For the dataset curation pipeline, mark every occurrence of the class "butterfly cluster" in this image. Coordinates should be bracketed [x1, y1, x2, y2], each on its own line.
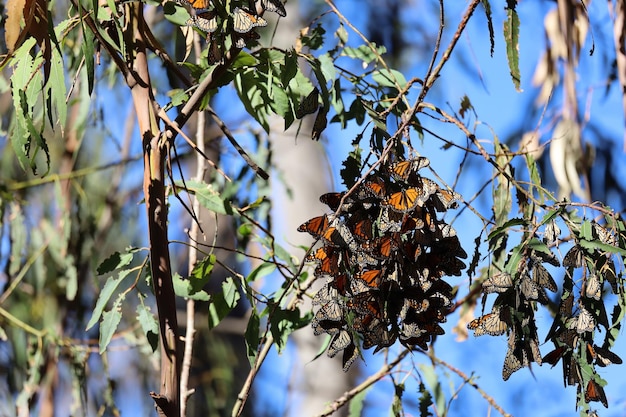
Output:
[468, 220, 623, 408]
[298, 156, 466, 371]
[175, 0, 285, 63]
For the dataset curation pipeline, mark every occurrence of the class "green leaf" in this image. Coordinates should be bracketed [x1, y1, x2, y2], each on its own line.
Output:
[372, 68, 407, 89]
[580, 239, 626, 256]
[247, 262, 276, 283]
[348, 385, 371, 417]
[244, 310, 260, 366]
[48, 46, 67, 128]
[180, 180, 233, 215]
[97, 251, 135, 275]
[504, 5, 521, 91]
[481, 0, 495, 56]
[418, 382, 434, 417]
[99, 304, 123, 353]
[189, 254, 216, 294]
[270, 307, 311, 352]
[342, 44, 386, 64]
[86, 269, 132, 331]
[173, 272, 210, 301]
[487, 217, 527, 241]
[208, 277, 241, 329]
[136, 302, 159, 352]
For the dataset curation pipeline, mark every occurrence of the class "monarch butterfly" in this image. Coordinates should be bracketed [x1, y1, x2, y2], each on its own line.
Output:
[467, 310, 508, 337]
[436, 223, 457, 239]
[186, 11, 217, 32]
[388, 157, 430, 182]
[401, 213, 425, 232]
[295, 87, 319, 118]
[347, 292, 383, 318]
[593, 222, 617, 246]
[314, 299, 343, 323]
[519, 275, 548, 303]
[327, 329, 352, 358]
[527, 337, 542, 364]
[563, 245, 584, 268]
[567, 306, 595, 333]
[354, 269, 382, 288]
[363, 322, 396, 351]
[482, 272, 513, 294]
[589, 344, 623, 367]
[258, 0, 286, 16]
[351, 249, 378, 268]
[331, 273, 350, 295]
[313, 283, 338, 306]
[403, 242, 422, 262]
[382, 187, 428, 212]
[207, 33, 223, 64]
[234, 29, 260, 48]
[341, 339, 359, 371]
[432, 188, 461, 211]
[372, 235, 399, 259]
[363, 176, 387, 199]
[319, 192, 347, 211]
[399, 298, 429, 319]
[584, 379, 608, 408]
[378, 207, 403, 233]
[311, 316, 343, 336]
[324, 218, 357, 251]
[400, 322, 426, 340]
[502, 345, 528, 381]
[311, 108, 328, 141]
[298, 214, 330, 238]
[542, 346, 568, 366]
[584, 274, 602, 300]
[232, 7, 267, 34]
[306, 246, 341, 276]
[532, 262, 557, 292]
[349, 216, 373, 242]
[176, 0, 211, 9]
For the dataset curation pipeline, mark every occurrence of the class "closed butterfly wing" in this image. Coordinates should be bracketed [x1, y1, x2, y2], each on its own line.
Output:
[258, 0, 286, 16]
[319, 192, 346, 211]
[482, 272, 513, 294]
[585, 379, 608, 408]
[584, 274, 602, 300]
[327, 329, 352, 358]
[568, 306, 595, 334]
[232, 7, 267, 34]
[563, 245, 584, 268]
[207, 33, 223, 64]
[295, 87, 319, 118]
[432, 188, 461, 211]
[502, 345, 528, 381]
[532, 262, 557, 292]
[313, 283, 338, 306]
[311, 108, 328, 141]
[187, 11, 218, 32]
[341, 340, 359, 372]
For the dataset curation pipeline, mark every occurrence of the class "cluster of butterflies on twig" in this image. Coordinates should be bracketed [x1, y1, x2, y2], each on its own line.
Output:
[298, 155, 467, 371]
[174, 0, 285, 64]
[468, 221, 623, 409]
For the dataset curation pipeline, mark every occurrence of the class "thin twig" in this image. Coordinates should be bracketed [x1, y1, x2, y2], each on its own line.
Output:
[316, 350, 411, 417]
[431, 356, 512, 417]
